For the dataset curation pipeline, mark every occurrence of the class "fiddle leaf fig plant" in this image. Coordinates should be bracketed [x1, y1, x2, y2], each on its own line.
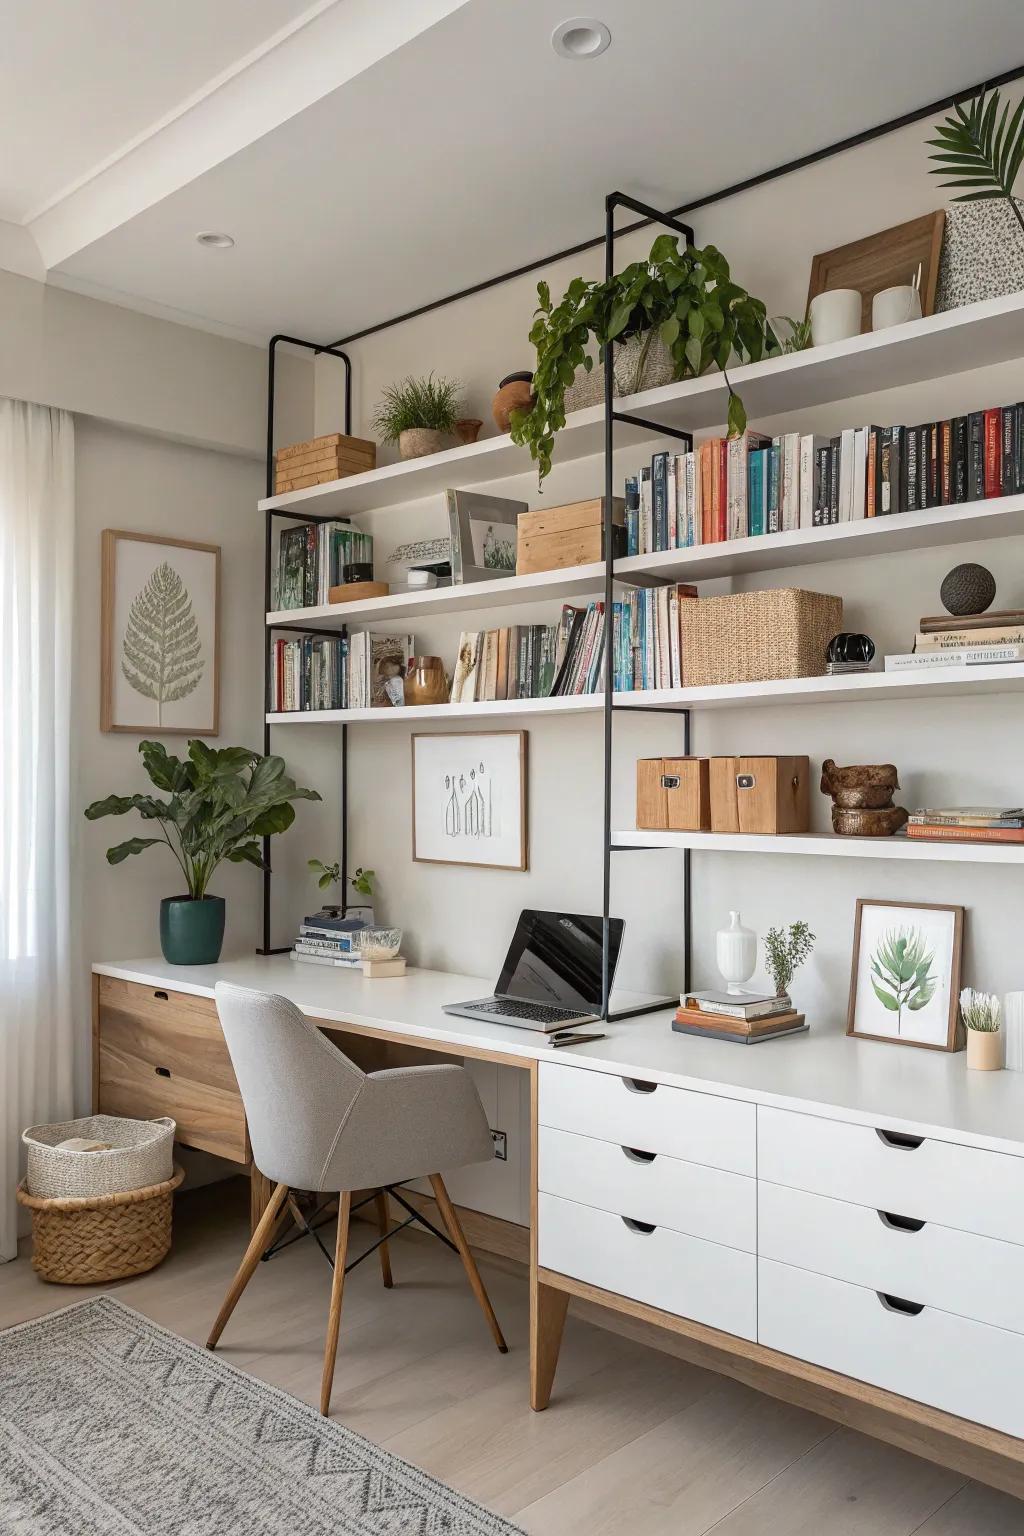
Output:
[85, 739, 320, 900]
[510, 233, 770, 481]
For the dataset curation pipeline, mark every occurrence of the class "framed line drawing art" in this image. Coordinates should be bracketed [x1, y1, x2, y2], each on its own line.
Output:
[846, 898, 964, 1051]
[412, 731, 527, 870]
[101, 530, 220, 734]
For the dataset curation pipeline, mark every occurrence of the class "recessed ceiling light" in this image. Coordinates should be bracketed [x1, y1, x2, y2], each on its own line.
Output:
[196, 231, 235, 249]
[551, 17, 611, 59]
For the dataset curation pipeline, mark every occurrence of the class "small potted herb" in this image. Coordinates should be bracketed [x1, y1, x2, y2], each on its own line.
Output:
[961, 988, 1003, 1071]
[372, 373, 461, 459]
[308, 858, 375, 916]
[763, 921, 816, 1001]
[85, 741, 319, 964]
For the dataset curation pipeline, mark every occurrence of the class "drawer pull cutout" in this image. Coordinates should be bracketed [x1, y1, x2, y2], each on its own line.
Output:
[878, 1291, 925, 1316]
[621, 1146, 657, 1164]
[155, 1067, 171, 1079]
[878, 1210, 925, 1233]
[875, 1128, 924, 1151]
[153, 990, 169, 1001]
[621, 1216, 656, 1235]
[622, 1078, 657, 1095]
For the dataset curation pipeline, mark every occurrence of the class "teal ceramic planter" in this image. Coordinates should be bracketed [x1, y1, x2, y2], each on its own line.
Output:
[159, 896, 226, 965]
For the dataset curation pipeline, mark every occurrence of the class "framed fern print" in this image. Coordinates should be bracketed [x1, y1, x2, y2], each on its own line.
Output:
[847, 899, 964, 1052]
[101, 530, 220, 735]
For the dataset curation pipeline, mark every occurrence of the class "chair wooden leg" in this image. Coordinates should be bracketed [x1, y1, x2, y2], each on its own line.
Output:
[207, 1181, 290, 1349]
[428, 1173, 508, 1354]
[320, 1191, 352, 1416]
[374, 1191, 394, 1288]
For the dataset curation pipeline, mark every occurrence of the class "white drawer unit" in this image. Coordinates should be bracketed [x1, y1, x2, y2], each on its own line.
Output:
[539, 1191, 756, 1340]
[538, 1062, 755, 1176]
[538, 1124, 756, 1252]
[759, 1256, 1024, 1440]
[759, 1181, 1024, 1337]
[758, 1105, 1024, 1247]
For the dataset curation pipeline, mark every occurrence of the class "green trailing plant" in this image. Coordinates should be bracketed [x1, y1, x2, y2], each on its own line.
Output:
[308, 858, 375, 898]
[927, 87, 1024, 239]
[960, 987, 1001, 1033]
[372, 373, 461, 442]
[85, 740, 319, 900]
[763, 920, 816, 998]
[510, 234, 769, 482]
[869, 927, 937, 1032]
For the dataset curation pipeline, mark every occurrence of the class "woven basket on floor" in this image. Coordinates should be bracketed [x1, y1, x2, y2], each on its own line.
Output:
[16, 1165, 185, 1284]
[681, 588, 843, 687]
[23, 1114, 175, 1200]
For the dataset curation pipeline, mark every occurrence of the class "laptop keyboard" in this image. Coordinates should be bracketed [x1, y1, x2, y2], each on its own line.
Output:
[472, 999, 594, 1023]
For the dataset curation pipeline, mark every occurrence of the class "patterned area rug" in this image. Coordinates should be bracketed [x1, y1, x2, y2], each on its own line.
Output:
[0, 1296, 523, 1535]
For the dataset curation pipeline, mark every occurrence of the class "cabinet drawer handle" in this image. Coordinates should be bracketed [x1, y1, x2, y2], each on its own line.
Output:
[155, 1066, 171, 1079]
[622, 1146, 657, 1164]
[876, 1128, 924, 1151]
[878, 1210, 925, 1233]
[621, 1216, 656, 1235]
[622, 1077, 657, 1095]
[153, 990, 169, 1001]
[877, 1291, 925, 1316]
[660, 774, 681, 790]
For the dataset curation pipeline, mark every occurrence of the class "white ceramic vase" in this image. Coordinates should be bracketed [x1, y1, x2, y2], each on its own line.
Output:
[1003, 992, 1024, 1071]
[716, 911, 757, 995]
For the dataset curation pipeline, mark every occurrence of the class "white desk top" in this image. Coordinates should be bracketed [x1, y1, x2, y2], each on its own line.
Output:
[94, 954, 1024, 1159]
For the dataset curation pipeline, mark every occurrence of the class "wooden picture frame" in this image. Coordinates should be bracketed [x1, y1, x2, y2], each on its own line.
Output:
[411, 730, 528, 870]
[101, 529, 221, 735]
[846, 898, 964, 1052]
[807, 210, 946, 333]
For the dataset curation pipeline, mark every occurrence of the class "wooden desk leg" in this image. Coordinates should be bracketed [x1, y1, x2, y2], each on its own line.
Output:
[250, 1166, 275, 1233]
[530, 1279, 569, 1411]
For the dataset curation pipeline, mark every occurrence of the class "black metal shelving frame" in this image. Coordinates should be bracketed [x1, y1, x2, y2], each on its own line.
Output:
[260, 196, 701, 1019]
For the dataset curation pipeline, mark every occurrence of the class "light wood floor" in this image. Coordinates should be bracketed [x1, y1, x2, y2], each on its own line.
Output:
[1, 1179, 1021, 1535]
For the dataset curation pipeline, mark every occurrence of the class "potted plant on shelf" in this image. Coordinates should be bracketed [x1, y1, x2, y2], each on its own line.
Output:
[510, 233, 770, 483]
[763, 920, 816, 1001]
[372, 373, 462, 460]
[961, 988, 1003, 1071]
[928, 86, 1024, 307]
[85, 740, 320, 964]
[308, 857, 375, 911]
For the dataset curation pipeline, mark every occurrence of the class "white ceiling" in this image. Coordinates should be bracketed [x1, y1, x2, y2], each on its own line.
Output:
[5, 0, 1024, 344]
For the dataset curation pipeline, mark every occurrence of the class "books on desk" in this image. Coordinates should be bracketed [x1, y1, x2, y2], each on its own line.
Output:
[291, 908, 372, 967]
[674, 989, 805, 1043]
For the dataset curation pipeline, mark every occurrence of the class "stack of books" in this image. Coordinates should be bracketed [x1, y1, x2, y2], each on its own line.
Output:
[291, 908, 372, 967]
[271, 630, 415, 711]
[904, 807, 1024, 846]
[885, 609, 1024, 671]
[275, 523, 374, 611]
[672, 989, 806, 1044]
[449, 622, 565, 702]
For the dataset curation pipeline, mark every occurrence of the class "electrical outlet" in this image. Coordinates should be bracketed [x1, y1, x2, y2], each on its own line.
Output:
[490, 1128, 507, 1161]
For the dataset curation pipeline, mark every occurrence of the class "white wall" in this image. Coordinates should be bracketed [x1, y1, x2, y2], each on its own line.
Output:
[301, 102, 1024, 1022]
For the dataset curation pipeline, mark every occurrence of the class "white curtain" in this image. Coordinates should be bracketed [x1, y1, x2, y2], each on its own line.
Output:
[0, 399, 76, 1260]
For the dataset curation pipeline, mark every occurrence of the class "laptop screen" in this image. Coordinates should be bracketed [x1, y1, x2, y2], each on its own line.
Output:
[496, 910, 624, 1011]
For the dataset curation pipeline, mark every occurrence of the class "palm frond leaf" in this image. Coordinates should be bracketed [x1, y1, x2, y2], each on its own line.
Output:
[928, 87, 1024, 231]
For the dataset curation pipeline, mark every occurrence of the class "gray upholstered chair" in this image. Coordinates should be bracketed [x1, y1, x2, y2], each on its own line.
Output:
[206, 982, 507, 1414]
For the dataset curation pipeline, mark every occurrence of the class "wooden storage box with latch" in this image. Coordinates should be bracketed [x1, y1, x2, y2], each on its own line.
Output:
[709, 756, 811, 834]
[636, 758, 712, 831]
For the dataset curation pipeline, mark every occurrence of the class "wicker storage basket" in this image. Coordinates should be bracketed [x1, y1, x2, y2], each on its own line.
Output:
[16, 1166, 185, 1284]
[22, 1114, 175, 1200]
[681, 588, 843, 687]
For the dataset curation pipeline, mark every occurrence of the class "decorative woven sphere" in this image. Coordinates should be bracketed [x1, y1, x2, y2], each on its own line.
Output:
[940, 563, 996, 617]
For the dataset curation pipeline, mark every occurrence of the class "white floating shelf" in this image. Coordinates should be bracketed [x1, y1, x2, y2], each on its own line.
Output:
[260, 291, 1024, 519]
[613, 663, 1024, 711]
[267, 495, 1024, 631]
[612, 829, 1024, 864]
[267, 662, 1024, 725]
[266, 695, 604, 725]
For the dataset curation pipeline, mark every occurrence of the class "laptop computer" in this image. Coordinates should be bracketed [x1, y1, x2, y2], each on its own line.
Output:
[443, 909, 624, 1032]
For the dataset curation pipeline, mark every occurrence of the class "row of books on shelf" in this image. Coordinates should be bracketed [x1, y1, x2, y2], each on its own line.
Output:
[271, 631, 414, 711]
[624, 401, 1024, 555]
[275, 522, 374, 611]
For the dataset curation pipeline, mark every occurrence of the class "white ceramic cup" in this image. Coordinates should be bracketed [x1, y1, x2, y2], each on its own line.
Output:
[871, 284, 923, 330]
[809, 288, 862, 345]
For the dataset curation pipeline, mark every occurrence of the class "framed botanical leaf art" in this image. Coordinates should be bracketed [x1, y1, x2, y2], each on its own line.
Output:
[846, 899, 964, 1051]
[101, 530, 220, 734]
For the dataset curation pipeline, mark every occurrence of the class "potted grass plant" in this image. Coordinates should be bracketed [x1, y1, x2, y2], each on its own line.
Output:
[961, 988, 1003, 1071]
[85, 740, 320, 964]
[372, 373, 462, 459]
